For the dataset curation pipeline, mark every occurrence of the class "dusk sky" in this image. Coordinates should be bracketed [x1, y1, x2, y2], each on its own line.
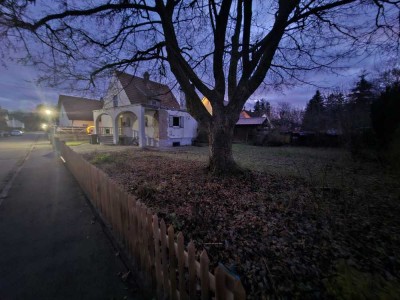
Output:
[0, 1, 398, 113]
[0, 54, 383, 113]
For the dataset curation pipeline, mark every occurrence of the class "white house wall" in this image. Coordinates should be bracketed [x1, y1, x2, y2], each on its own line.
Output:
[158, 109, 197, 147]
[102, 76, 131, 109]
[145, 111, 158, 139]
[6, 118, 25, 129]
[58, 105, 72, 127]
[99, 114, 113, 128]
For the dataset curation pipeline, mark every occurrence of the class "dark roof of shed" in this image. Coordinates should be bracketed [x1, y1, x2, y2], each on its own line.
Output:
[58, 95, 102, 121]
[116, 71, 180, 110]
[236, 117, 268, 126]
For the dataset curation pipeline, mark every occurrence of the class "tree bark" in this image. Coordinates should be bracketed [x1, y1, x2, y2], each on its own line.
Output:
[207, 116, 240, 175]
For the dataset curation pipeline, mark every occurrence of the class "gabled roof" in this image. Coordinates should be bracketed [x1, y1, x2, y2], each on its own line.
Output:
[236, 117, 269, 126]
[58, 95, 102, 121]
[116, 71, 180, 110]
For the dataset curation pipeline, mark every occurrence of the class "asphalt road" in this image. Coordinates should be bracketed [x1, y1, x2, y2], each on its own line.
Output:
[0, 132, 150, 299]
[0, 132, 38, 194]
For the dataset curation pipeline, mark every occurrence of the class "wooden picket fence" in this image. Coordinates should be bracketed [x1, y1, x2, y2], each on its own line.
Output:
[58, 140, 246, 300]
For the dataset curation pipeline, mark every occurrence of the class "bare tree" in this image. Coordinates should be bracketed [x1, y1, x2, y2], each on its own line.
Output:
[1, 0, 398, 173]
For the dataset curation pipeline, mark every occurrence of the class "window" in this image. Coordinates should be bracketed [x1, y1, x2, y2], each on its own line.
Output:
[169, 115, 184, 128]
[173, 117, 180, 127]
[149, 99, 160, 107]
[113, 95, 118, 107]
[145, 116, 149, 127]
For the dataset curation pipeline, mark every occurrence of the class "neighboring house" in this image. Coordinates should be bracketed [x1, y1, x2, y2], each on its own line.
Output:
[200, 98, 273, 143]
[234, 116, 272, 143]
[58, 95, 103, 127]
[6, 117, 25, 129]
[93, 71, 197, 147]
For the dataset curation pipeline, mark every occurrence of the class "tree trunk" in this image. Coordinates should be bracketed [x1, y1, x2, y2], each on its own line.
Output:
[208, 117, 240, 175]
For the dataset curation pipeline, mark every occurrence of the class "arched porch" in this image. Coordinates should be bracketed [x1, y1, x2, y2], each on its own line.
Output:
[93, 104, 149, 147]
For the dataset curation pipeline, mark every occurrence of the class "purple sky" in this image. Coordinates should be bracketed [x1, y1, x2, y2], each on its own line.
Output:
[0, 2, 396, 113]
[1, 1, 398, 114]
[0, 56, 381, 113]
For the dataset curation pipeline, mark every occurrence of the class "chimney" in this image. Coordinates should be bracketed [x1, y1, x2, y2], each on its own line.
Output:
[179, 87, 187, 110]
[143, 71, 150, 81]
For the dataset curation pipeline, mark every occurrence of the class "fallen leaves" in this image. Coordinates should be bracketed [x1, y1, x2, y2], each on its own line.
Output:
[84, 149, 400, 299]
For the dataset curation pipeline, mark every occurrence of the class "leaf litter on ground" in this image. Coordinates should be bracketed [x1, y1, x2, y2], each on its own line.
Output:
[85, 148, 400, 299]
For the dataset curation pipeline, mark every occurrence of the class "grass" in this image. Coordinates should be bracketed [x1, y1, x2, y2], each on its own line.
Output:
[65, 141, 89, 146]
[82, 144, 400, 299]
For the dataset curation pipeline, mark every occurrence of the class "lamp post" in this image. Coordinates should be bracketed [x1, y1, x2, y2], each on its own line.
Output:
[41, 107, 55, 139]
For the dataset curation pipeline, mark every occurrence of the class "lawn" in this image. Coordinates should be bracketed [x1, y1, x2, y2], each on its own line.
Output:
[65, 141, 89, 146]
[83, 145, 400, 299]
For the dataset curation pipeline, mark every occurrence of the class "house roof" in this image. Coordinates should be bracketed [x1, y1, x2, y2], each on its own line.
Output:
[116, 71, 180, 110]
[236, 117, 268, 126]
[240, 110, 251, 119]
[58, 95, 102, 121]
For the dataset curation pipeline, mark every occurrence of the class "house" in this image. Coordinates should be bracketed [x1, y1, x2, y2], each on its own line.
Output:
[93, 71, 197, 147]
[58, 95, 103, 128]
[6, 117, 25, 129]
[200, 98, 273, 143]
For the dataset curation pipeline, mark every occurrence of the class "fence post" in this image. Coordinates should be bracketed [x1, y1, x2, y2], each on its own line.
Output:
[160, 219, 169, 296]
[187, 241, 197, 300]
[200, 250, 210, 300]
[168, 226, 177, 300]
[177, 232, 187, 300]
[215, 266, 226, 300]
[153, 215, 162, 298]
[233, 280, 247, 300]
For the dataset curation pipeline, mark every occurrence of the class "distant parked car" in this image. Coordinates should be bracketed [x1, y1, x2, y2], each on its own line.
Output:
[0, 130, 10, 137]
[10, 130, 24, 136]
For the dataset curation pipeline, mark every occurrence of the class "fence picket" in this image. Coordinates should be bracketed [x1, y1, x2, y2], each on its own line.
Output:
[160, 219, 169, 295]
[188, 241, 197, 299]
[168, 226, 177, 300]
[233, 280, 246, 300]
[153, 215, 162, 298]
[215, 266, 226, 300]
[200, 250, 210, 300]
[177, 232, 187, 300]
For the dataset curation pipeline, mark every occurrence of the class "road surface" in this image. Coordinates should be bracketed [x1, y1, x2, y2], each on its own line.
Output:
[0, 132, 150, 299]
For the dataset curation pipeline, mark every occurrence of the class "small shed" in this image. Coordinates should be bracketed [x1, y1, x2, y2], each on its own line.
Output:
[234, 117, 271, 143]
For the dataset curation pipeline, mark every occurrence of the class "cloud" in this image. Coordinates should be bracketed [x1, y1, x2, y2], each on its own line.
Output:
[0, 62, 59, 111]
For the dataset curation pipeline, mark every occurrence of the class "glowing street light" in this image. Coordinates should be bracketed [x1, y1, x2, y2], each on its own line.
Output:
[45, 109, 52, 116]
[41, 123, 48, 129]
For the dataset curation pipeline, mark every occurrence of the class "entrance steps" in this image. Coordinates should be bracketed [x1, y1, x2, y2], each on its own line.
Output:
[98, 135, 114, 145]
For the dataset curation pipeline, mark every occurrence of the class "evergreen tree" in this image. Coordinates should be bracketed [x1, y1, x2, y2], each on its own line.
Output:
[325, 92, 346, 133]
[302, 90, 325, 132]
[371, 82, 400, 147]
[253, 100, 261, 115]
[253, 99, 270, 117]
[347, 74, 376, 129]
